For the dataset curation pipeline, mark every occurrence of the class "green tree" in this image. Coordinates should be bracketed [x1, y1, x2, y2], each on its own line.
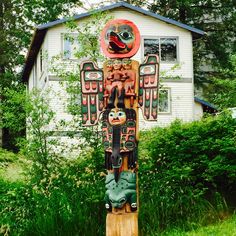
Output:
[148, 0, 236, 75]
[146, 0, 236, 108]
[0, 0, 83, 149]
[203, 54, 236, 109]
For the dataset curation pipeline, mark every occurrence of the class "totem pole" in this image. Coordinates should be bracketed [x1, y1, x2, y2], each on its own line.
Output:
[80, 19, 159, 236]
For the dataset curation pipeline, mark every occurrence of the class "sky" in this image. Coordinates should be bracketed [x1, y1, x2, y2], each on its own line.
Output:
[78, 0, 118, 12]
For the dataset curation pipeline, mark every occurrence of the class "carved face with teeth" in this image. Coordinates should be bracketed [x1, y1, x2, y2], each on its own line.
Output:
[101, 19, 140, 58]
[108, 108, 126, 126]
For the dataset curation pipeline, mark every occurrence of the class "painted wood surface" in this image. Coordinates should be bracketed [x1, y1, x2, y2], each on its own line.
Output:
[106, 212, 138, 236]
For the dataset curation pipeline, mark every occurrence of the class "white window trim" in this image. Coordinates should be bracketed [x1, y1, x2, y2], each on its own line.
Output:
[158, 88, 172, 114]
[33, 61, 37, 88]
[142, 36, 179, 64]
[39, 49, 43, 72]
[61, 33, 80, 60]
[39, 48, 45, 80]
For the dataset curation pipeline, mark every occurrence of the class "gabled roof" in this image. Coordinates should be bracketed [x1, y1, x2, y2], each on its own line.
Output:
[37, 2, 205, 35]
[22, 2, 205, 82]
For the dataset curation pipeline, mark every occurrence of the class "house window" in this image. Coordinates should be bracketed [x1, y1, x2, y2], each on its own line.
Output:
[39, 49, 43, 73]
[33, 60, 37, 88]
[62, 34, 80, 59]
[159, 88, 171, 113]
[144, 37, 177, 62]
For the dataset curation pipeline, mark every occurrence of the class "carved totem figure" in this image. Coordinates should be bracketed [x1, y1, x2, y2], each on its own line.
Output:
[105, 171, 137, 211]
[80, 19, 159, 216]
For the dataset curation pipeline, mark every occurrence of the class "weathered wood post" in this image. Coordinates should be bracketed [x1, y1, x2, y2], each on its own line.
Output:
[80, 19, 159, 236]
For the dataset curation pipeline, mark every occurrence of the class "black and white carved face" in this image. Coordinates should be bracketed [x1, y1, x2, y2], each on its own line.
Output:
[108, 108, 126, 126]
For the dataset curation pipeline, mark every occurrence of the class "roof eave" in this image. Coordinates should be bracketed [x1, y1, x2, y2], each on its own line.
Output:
[22, 28, 47, 82]
[194, 97, 218, 111]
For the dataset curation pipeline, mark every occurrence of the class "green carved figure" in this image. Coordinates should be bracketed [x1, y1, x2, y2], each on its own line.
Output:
[105, 171, 137, 211]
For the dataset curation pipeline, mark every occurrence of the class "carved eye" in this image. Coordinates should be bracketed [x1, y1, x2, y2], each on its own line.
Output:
[119, 31, 132, 40]
[119, 198, 126, 203]
[118, 112, 123, 116]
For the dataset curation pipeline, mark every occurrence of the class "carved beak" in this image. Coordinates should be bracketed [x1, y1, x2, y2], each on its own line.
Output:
[109, 31, 126, 52]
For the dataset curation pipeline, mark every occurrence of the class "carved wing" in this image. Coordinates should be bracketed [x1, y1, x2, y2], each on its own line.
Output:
[138, 54, 159, 121]
[80, 61, 104, 126]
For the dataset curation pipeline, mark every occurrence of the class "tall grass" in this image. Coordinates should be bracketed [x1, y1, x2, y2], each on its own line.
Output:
[0, 150, 106, 236]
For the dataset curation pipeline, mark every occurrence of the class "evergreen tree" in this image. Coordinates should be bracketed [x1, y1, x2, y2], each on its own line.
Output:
[0, 0, 83, 149]
[147, 0, 236, 107]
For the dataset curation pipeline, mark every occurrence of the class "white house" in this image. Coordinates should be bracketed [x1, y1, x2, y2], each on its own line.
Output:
[22, 2, 207, 134]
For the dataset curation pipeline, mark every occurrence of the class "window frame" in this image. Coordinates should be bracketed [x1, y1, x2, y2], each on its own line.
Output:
[61, 33, 80, 60]
[33, 59, 37, 88]
[158, 88, 172, 114]
[142, 36, 179, 64]
[39, 49, 43, 73]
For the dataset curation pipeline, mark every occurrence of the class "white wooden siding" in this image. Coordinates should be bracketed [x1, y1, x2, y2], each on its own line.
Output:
[139, 82, 194, 129]
[45, 9, 193, 78]
[47, 80, 75, 131]
[194, 102, 204, 120]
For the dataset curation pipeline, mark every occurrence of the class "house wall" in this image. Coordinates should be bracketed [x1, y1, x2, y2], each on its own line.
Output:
[28, 7, 195, 131]
[193, 102, 204, 120]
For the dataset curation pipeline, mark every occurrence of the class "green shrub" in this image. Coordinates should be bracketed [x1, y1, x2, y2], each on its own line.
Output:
[0, 150, 106, 236]
[0, 179, 34, 236]
[24, 153, 106, 236]
[0, 88, 106, 235]
[138, 113, 236, 233]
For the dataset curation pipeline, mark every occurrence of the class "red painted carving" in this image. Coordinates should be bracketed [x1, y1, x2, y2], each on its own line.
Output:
[103, 59, 136, 108]
[100, 19, 140, 59]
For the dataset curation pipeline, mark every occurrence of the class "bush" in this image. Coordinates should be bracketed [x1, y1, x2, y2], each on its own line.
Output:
[0, 148, 106, 236]
[138, 113, 236, 233]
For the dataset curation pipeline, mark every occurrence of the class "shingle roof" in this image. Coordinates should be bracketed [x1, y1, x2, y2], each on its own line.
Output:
[194, 97, 218, 111]
[37, 2, 205, 35]
[22, 2, 205, 82]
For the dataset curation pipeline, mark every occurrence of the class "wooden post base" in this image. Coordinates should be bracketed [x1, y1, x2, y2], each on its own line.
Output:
[106, 212, 138, 236]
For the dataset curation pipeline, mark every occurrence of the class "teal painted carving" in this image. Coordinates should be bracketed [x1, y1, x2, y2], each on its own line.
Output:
[105, 171, 137, 211]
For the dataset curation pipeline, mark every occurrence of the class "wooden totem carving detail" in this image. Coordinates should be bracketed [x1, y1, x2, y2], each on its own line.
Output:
[80, 19, 159, 218]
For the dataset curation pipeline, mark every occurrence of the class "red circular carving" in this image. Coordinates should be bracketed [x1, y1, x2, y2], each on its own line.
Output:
[100, 19, 140, 59]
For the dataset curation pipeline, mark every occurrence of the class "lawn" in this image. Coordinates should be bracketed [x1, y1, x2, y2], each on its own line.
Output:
[162, 215, 236, 236]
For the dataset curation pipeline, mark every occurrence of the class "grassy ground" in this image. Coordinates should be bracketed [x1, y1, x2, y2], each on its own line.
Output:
[163, 215, 236, 236]
[0, 148, 25, 182]
[187, 215, 236, 236]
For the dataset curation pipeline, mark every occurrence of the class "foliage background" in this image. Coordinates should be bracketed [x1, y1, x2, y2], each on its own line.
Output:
[1, 113, 236, 235]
